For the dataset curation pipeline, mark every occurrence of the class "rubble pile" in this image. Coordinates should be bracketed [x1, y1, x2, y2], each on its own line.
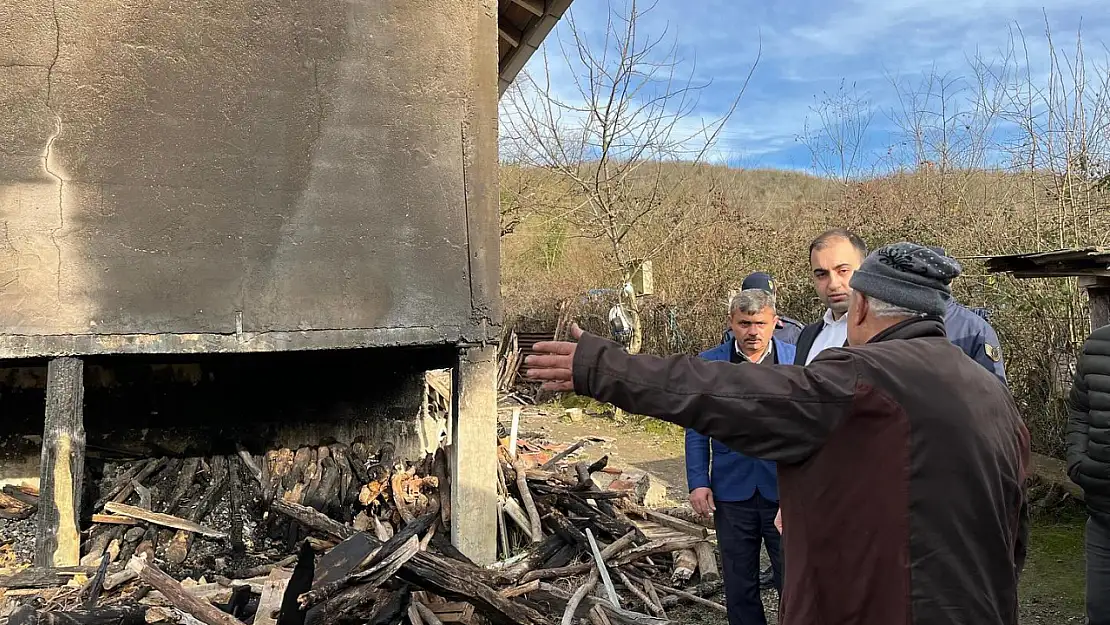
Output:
[0, 437, 724, 625]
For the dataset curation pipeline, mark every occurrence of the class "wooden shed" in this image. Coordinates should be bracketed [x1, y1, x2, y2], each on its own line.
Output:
[983, 247, 1110, 330]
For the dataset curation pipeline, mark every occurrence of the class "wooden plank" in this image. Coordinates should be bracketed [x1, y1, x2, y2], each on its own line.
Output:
[509, 0, 545, 17]
[104, 502, 228, 538]
[585, 529, 620, 609]
[631, 508, 710, 539]
[35, 357, 86, 568]
[92, 514, 139, 526]
[253, 568, 292, 625]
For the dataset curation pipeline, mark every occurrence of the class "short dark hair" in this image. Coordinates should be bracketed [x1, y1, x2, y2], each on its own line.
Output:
[809, 228, 868, 259]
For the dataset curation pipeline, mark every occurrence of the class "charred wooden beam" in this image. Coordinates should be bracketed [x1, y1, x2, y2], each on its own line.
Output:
[277, 542, 315, 625]
[166, 457, 201, 514]
[36, 357, 86, 568]
[103, 502, 226, 538]
[0, 566, 102, 589]
[82, 553, 112, 608]
[4, 485, 41, 508]
[538, 440, 588, 471]
[167, 456, 228, 565]
[126, 556, 248, 625]
[7, 603, 148, 625]
[228, 458, 245, 553]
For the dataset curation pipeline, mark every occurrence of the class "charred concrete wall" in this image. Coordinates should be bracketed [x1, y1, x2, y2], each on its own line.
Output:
[0, 0, 500, 352]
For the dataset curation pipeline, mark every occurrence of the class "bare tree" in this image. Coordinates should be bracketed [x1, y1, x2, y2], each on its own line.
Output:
[500, 0, 758, 353]
[799, 79, 874, 184]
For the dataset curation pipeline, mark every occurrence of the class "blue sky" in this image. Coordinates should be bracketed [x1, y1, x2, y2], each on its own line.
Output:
[505, 0, 1110, 173]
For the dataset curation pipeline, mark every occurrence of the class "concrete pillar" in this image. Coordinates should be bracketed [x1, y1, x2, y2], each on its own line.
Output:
[450, 344, 499, 564]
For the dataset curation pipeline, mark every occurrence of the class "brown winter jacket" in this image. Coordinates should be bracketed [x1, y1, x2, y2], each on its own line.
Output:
[571, 317, 1031, 625]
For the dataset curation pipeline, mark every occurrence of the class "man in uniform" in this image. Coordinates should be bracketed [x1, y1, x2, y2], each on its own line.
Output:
[527, 243, 1030, 625]
[928, 247, 1007, 385]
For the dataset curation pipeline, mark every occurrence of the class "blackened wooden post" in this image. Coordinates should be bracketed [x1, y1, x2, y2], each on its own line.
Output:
[35, 356, 86, 567]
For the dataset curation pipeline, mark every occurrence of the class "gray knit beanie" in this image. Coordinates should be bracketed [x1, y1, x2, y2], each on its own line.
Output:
[849, 242, 962, 316]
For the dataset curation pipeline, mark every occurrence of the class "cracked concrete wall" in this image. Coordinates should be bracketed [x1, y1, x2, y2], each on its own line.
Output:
[0, 0, 500, 348]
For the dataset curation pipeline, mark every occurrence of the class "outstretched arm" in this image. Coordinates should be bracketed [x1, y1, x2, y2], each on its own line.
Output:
[529, 326, 858, 465]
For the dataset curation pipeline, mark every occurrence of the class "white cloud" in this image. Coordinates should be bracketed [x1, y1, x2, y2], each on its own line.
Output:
[500, 0, 1110, 169]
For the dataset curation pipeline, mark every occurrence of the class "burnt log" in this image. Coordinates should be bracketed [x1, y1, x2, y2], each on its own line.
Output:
[167, 456, 229, 566]
[95, 460, 150, 511]
[166, 458, 201, 514]
[228, 458, 245, 553]
[0, 566, 101, 589]
[269, 501, 550, 625]
[367, 585, 411, 625]
[297, 535, 419, 609]
[538, 440, 588, 470]
[7, 603, 148, 625]
[83, 553, 112, 608]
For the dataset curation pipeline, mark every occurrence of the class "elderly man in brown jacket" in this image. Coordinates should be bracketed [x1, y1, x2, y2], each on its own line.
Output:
[527, 242, 1031, 625]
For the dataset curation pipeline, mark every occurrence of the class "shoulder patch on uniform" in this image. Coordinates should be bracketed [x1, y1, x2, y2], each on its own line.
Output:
[984, 343, 1001, 362]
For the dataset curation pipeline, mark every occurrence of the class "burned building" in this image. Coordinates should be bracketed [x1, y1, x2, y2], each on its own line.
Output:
[0, 0, 571, 567]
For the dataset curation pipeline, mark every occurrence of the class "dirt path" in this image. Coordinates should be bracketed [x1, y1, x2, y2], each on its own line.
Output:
[509, 404, 1087, 624]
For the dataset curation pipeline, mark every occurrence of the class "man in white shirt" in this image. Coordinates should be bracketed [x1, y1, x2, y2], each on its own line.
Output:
[760, 228, 869, 587]
[793, 229, 868, 365]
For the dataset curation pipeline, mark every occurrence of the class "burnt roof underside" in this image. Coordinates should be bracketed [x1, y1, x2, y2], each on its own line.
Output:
[981, 247, 1110, 278]
[497, 0, 574, 97]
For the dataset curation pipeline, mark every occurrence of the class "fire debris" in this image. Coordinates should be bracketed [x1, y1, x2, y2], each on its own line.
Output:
[1, 437, 725, 625]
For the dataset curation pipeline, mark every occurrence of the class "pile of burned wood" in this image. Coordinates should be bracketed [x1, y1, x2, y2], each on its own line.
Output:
[0, 486, 38, 522]
[0, 438, 725, 625]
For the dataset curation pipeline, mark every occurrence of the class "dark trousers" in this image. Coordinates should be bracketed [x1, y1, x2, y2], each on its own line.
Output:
[715, 493, 783, 625]
[1090, 514, 1110, 625]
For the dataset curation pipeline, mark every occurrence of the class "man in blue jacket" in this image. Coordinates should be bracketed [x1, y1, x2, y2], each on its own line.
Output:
[720, 271, 806, 345]
[687, 289, 796, 625]
[928, 247, 1007, 385]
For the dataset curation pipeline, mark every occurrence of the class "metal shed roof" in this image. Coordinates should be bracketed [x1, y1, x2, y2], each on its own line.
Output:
[497, 0, 574, 97]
